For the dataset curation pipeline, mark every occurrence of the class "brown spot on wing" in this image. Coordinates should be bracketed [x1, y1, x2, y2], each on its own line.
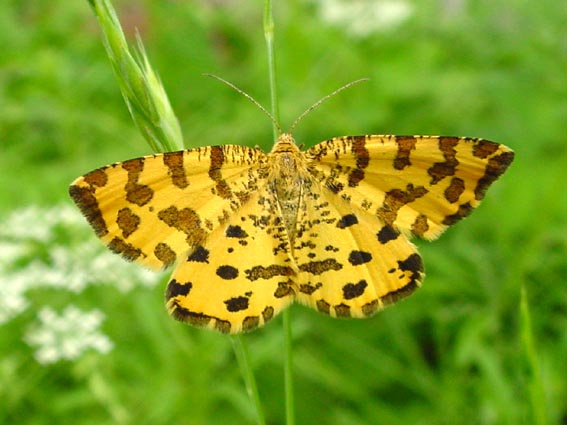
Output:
[209, 146, 232, 199]
[378, 184, 428, 225]
[444, 177, 465, 203]
[169, 304, 211, 328]
[154, 242, 176, 267]
[348, 136, 369, 187]
[334, 303, 351, 317]
[116, 207, 140, 238]
[299, 259, 342, 275]
[262, 306, 274, 323]
[442, 202, 474, 225]
[428, 137, 459, 185]
[474, 151, 515, 200]
[108, 237, 143, 262]
[163, 151, 189, 189]
[381, 280, 420, 306]
[361, 300, 379, 316]
[472, 139, 500, 159]
[69, 185, 108, 237]
[122, 159, 154, 206]
[242, 316, 260, 331]
[299, 282, 322, 295]
[411, 214, 429, 237]
[394, 136, 416, 170]
[348, 169, 365, 188]
[158, 206, 208, 245]
[167, 303, 232, 334]
[245, 264, 295, 281]
[316, 299, 331, 314]
[274, 280, 295, 298]
[83, 168, 108, 188]
[215, 320, 232, 333]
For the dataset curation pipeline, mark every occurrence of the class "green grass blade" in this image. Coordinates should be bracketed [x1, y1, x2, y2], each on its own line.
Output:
[263, 1, 295, 424]
[231, 336, 267, 425]
[264, 0, 280, 141]
[87, 0, 183, 153]
[520, 286, 548, 425]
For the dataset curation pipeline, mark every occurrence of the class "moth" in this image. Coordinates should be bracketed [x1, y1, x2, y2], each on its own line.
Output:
[70, 129, 514, 333]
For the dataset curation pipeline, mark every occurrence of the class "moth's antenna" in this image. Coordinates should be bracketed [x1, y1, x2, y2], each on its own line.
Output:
[289, 78, 369, 134]
[204, 73, 282, 135]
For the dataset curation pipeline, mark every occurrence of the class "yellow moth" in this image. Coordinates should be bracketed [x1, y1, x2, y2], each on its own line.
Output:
[70, 126, 513, 333]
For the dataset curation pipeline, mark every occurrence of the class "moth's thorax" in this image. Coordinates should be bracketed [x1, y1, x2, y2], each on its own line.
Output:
[267, 133, 309, 244]
[269, 133, 299, 154]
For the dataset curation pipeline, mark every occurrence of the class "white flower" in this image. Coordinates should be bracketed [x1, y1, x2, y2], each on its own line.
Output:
[25, 306, 114, 364]
[0, 204, 161, 324]
[0, 205, 52, 242]
[316, 0, 413, 37]
[0, 273, 30, 324]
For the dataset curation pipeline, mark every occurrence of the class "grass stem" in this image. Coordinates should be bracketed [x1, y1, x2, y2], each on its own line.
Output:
[282, 310, 295, 425]
[264, 2, 295, 424]
[231, 336, 267, 425]
[520, 286, 547, 425]
[264, 0, 280, 141]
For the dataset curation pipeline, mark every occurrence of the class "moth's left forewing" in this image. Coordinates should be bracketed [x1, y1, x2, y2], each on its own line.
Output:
[306, 135, 514, 241]
[69, 145, 268, 270]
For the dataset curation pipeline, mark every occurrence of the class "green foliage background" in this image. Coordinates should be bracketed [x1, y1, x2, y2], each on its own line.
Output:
[1, 0, 565, 424]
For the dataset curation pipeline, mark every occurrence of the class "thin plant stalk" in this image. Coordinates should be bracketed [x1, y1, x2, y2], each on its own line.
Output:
[264, 0, 280, 140]
[87, 0, 183, 153]
[231, 336, 267, 425]
[263, 2, 295, 424]
[282, 309, 295, 425]
[520, 286, 547, 425]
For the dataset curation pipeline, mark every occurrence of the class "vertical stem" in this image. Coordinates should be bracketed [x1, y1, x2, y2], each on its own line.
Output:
[264, 2, 295, 424]
[231, 336, 267, 425]
[520, 286, 547, 425]
[282, 310, 295, 425]
[263, 0, 280, 141]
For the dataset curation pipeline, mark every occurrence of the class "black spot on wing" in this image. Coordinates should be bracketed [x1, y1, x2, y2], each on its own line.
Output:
[342, 280, 368, 300]
[226, 225, 248, 238]
[299, 259, 342, 275]
[188, 245, 210, 263]
[167, 303, 232, 334]
[225, 296, 249, 312]
[348, 251, 372, 265]
[165, 279, 192, 299]
[336, 213, 358, 228]
[442, 202, 474, 225]
[216, 265, 239, 280]
[377, 225, 400, 244]
[398, 253, 424, 285]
